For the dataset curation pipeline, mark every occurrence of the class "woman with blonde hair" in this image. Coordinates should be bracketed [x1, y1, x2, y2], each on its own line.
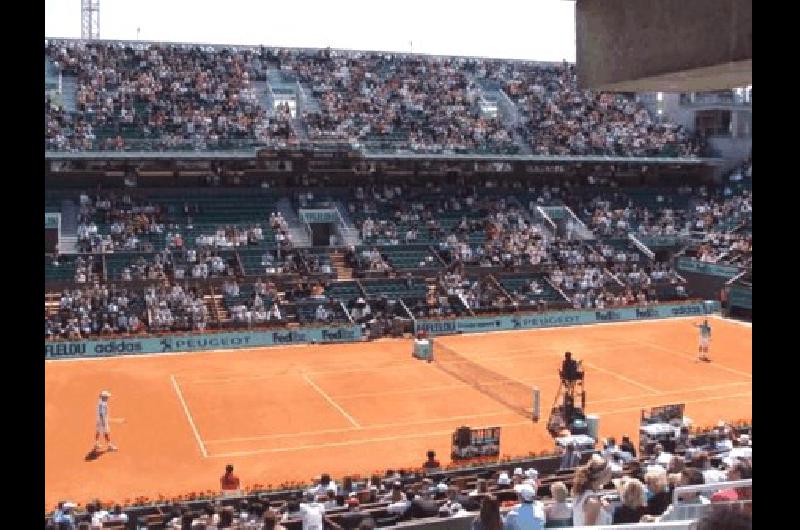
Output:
[571, 454, 614, 526]
[644, 467, 671, 516]
[544, 481, 572, 528]
[612, 478, 648, 523]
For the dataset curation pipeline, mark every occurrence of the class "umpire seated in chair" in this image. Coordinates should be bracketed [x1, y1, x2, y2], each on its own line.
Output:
[560, 352, 583, 383]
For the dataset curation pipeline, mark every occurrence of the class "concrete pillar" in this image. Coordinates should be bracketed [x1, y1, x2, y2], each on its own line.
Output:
[576, 0, 751, 92]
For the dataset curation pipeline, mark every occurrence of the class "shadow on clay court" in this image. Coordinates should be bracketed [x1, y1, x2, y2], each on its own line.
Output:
[84, 449, 106, 462]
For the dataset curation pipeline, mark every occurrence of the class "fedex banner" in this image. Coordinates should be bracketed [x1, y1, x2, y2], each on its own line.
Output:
[415, 301, 719, 336]
[45, 325, 362, 359]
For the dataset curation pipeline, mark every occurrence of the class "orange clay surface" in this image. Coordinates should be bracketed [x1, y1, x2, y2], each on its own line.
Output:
[45, 316, 751, 509]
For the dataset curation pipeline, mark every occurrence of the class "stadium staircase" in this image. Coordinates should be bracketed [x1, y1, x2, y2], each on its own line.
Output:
[204, 288, 227, 326]
[59, 75, 78, 112]
[275, 198, 312, 247]
[482, 82, 532, 155]
[58, 199, 79, 254]
[329, 250, 353, 280]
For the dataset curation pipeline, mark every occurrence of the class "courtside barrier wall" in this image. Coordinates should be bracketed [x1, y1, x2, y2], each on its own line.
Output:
[414, 301, 720, 336]
[675, 257, 741, 279]
[45, 324, 362, 359]
[45, 301, 720, 359]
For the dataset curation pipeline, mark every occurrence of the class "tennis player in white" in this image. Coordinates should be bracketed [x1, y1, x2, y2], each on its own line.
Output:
[94, 390, 117, 452]
[693, 319, 712, 362]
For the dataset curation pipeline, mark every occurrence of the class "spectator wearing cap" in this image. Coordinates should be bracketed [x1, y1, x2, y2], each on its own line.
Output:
[503, 483, 545, 530]
[55, 502, 77, 529]
[696, 505, 752, 530]
[339, 498, 374, 530]
[544, 482, 572, 528]
[497, 472, 512, 488]
[473, 495, 502, 530]
[220, 464, 241, 492]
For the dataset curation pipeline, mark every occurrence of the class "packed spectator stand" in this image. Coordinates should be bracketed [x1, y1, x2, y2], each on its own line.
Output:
[46, 421, 751, 529]
[44, 166, 753, 341]
[45, 40, 706, 157]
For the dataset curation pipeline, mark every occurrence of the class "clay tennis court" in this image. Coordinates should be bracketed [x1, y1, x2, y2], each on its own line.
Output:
[45, 316, 751, 509]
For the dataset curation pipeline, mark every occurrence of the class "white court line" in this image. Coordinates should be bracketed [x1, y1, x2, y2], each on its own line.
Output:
[591, 391, 753, 417]
[628, 338, 752, 379]
[204, 410, 517, 445]
[206, 380, 754, 445]
[207, 420, 533, 458]
[170, 374, 208, 458]
[587, 381, 752, 406]
[206, 390, 753, 457]
[302, 372, 362, 429]
[582, 361, 664, 395]
[714, 316, 752, 328]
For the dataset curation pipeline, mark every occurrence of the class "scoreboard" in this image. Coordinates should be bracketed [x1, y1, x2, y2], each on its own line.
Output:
[451, 426, 501, 460]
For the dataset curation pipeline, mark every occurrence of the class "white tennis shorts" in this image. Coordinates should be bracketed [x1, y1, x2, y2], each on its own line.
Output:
[96, 419, 110, 435]
[699, 336, 709, 348]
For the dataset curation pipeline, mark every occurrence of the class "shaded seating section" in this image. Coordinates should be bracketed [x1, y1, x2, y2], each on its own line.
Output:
[496, 273, 564, 307]
[361, 278, 428, 299]
[325, 281, 363, 301]
[378, 246, 442, 271]
[44, 255, 79, 282]
[238, 248, 296, 276]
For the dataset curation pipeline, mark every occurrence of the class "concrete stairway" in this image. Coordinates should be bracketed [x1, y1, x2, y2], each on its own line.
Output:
[330, 250, 353, 280]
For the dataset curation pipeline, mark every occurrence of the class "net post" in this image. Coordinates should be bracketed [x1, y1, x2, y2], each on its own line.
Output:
[532, 387, 540, 422]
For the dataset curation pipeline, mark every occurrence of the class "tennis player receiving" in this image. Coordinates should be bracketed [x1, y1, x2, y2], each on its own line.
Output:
[693, 319, 712, 362]
[94, 390, 117, 452]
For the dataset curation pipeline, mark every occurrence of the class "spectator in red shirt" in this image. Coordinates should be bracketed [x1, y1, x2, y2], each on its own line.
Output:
[220, 464, 241, 491]
[711, 459, 752, 506]
[422, 450, 441, 470]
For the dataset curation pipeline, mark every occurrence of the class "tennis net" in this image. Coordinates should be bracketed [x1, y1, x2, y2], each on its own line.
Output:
[432, 340, 533, 420]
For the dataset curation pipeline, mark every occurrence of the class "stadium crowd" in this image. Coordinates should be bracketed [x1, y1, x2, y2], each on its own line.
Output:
[46, 41, 705, 156]
[47, 422, 751, 529]
[45, 170, 758, 339]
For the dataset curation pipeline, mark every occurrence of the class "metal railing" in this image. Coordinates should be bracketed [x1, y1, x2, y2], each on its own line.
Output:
[669, 479, 752, 521]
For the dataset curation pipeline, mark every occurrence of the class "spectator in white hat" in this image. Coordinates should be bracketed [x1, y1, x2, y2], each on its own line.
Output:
[503, 483, 545, 530]
[496, 472, 511, 487]
[94, 390, 117, 452]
